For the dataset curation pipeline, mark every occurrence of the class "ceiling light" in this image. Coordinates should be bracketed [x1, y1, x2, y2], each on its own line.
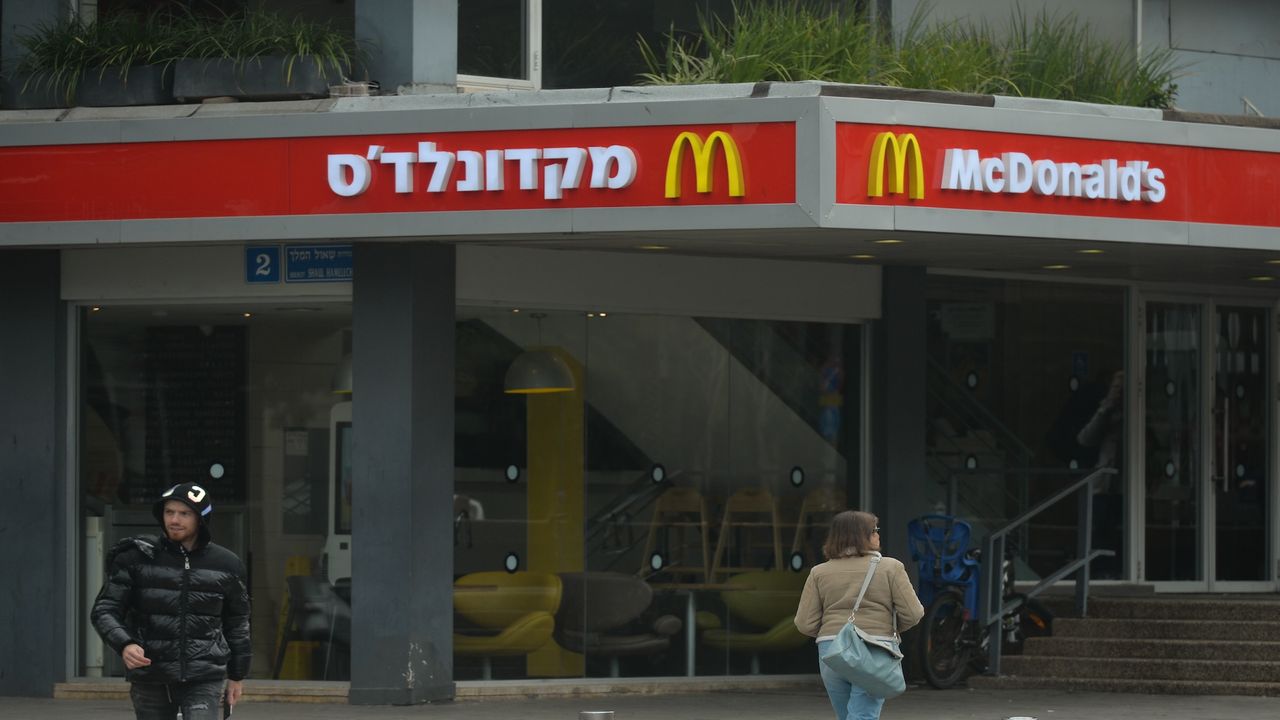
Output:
[512, 308, 521, 313]
[242, 312, 253, 318]
[90, 306, 101, 312]
[1042, 264, 1071, 270]
[1248, 275, 1275, 282]
[637, 244, 669, 251]
[1077, 249, 1105, 255]
[1267, 260, 1280, 265]
[598, 312, 608, 318]
[849, 254, 875, 260]
[873, 239, 904, 245]
[504, 313, 574, 395]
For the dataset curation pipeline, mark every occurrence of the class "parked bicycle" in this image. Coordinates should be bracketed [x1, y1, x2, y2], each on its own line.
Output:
[906, 514, 1053, 689]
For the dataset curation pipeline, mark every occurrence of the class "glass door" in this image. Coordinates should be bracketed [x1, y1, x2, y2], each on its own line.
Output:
[1141, 300, 1273, 589]
[1143, 301, 1204, 584]
[1212, 305, 1271, 587]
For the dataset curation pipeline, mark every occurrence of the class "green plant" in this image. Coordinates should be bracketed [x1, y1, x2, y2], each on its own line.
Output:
[177, 5, 362, 83]
[640, 1, 882, 86]
[14, 16, 91, 104]
[640, 1, 1182, 109]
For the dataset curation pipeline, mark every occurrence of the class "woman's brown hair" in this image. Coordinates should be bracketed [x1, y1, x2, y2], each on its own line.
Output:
[822, 510, 879, 559]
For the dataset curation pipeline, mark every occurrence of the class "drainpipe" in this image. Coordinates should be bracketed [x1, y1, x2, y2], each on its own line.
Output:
[1134, 0, 1143, 62]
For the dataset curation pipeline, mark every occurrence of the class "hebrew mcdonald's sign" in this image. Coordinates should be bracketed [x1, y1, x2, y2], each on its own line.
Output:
[868, 131, 924, 199]
[665, 130, 746, 199]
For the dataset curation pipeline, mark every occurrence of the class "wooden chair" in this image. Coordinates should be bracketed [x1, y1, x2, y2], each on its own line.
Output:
[709, 487, 783, 580]
[639, 486, 711, 582]
[790, 485, 847, 563]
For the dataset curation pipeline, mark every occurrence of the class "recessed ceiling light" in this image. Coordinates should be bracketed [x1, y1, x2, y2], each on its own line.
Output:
[242, 312, 253, 318]
[587, 313, 596, 318]
[637, 244, 669, 251]
[1267, 260, 1280, 265]
[1249, 275, 1275, 282]
[1077, 249, 1105, 255]
[849, 254, 875, 260]
[90, 306, 101, 312]
[512, 308, 521, 313]
[598, 312, 608, 318]
[873, 239, 904, 245]
[1042, 264, 1071, 270]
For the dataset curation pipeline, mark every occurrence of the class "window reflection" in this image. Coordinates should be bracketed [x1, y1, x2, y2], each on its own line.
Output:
[927, 278, 1127, 580]
[79, 304, 352, 681]
[454, 308, 861, 678]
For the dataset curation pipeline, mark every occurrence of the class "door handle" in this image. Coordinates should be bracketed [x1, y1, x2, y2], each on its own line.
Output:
[1217, 396, 1230, 493]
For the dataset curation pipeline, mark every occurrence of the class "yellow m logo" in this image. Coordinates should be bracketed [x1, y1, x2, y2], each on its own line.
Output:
[665, 131, 746, 199]
[868, 132, 925, 199]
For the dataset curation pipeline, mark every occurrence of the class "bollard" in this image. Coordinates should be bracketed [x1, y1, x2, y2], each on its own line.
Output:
[579, 712, 615, 719]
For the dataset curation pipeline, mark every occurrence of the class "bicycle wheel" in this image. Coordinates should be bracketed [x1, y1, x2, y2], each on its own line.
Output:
[921, 590, 973, 689]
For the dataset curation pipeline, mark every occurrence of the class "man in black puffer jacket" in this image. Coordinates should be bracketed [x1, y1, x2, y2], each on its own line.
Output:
[92, 482, 251, 719]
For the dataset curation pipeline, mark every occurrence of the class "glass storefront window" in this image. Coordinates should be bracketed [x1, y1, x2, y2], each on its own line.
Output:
[79, 299, 863, 684]
[927, 277, 1127, 581]
[454, 307, 862, 679]
[78, 302, 352, 681]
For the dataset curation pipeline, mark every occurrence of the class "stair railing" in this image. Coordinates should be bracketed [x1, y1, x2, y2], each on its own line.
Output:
[979, 467, 1118, 676]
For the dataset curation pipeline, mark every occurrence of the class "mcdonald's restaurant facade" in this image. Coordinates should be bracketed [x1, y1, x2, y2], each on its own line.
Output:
[3, 82, 1280, 702]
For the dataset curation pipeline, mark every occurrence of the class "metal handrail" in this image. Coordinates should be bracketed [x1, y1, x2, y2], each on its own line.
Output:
[979, 467, 1118, 676]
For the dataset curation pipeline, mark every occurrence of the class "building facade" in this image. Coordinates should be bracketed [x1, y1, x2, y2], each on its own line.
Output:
[1, 0, 1278, 705]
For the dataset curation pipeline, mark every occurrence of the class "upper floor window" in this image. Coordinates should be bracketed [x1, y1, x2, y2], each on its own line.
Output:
[458, 0, 542, 90]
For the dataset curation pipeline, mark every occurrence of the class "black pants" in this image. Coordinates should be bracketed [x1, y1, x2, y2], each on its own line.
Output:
[130, 680, 223, 720]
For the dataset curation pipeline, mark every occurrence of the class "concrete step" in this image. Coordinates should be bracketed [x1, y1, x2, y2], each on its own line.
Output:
[1044, 596, 1280, 622]
[1054, 617, 1280, 641]
[1023, 636, 1280, 661]
[969, 673, 1280, 697]
[1001, 655, 1280, 684]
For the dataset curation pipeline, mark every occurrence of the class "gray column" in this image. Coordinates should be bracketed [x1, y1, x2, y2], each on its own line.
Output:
[355, 0, 457, 94]
[1, 0, 65, 76]
[871, 266, 931, 566]
[0, 250, 67, 696]
[349, 243, 455, 705]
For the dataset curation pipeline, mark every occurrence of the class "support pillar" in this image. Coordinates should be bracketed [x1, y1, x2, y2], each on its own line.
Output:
[1, 0, 64, 77]
[0, 250, 66, 696]
[525, 350, 584, 676]
[872, 266, 931, 568]
[355, 0, 457, 94]
[349, 243, 455, 704]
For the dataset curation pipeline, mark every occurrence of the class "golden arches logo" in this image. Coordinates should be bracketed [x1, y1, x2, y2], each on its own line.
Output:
[665, 131, 745, 199]
[868, 132, 925, 199]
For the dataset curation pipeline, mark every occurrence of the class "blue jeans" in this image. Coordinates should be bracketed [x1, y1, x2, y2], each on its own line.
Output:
[129, 680, 224, 720]
[817, 640, 886, 720]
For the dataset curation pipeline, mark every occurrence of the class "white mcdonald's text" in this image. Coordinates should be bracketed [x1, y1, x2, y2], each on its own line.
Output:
[327, 142, 638, 200]
[941, 149, 1166, 203]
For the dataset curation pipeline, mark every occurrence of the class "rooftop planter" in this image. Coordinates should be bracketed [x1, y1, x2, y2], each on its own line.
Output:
[172, 8, 360, 102]
[2, 7, 361, 109]
[5, 12, 180, 108]
[640, 1, 1181, 109]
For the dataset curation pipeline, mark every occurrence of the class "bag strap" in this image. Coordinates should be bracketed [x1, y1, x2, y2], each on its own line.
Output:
[847, 552, 881, 623]
[848, 552, 901, 642]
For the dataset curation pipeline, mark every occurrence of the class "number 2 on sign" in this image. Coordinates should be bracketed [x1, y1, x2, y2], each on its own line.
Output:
[255, 253, 273, 276]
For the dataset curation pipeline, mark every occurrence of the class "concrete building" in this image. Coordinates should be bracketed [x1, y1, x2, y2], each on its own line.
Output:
[1, 0, 1277, 705]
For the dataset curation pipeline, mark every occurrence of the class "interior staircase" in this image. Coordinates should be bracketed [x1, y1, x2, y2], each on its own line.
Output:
[969, 595, 1280, 696]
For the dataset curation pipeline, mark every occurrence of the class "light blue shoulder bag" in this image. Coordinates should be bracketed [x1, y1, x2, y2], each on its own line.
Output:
[818, 552, 906, 699]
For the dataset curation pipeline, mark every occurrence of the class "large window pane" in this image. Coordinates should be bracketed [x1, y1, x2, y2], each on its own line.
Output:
[455, 307, 861, 678]
[927, 277, 1127, 581]
[459, 0, 529, 80]
[79, 302, 352, 681]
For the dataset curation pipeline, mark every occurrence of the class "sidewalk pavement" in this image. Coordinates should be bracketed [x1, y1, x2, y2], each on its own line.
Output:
[3, 686, 1278, 720]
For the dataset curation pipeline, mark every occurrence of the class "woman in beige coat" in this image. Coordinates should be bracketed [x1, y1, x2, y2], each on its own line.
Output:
[795, 510, 924, 720]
